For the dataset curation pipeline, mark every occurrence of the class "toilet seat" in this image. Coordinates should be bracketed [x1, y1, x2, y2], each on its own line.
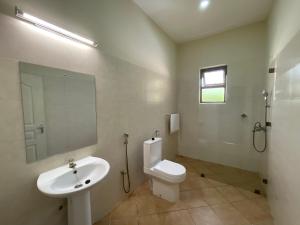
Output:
[151, 160, 186, 183]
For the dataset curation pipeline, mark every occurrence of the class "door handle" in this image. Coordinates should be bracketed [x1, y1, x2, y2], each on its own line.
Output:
[36, 124, 45, 134]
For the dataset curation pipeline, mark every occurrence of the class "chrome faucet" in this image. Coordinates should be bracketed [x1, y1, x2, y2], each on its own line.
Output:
[155, 130, 160, 137]
[68, 159, 77, 169]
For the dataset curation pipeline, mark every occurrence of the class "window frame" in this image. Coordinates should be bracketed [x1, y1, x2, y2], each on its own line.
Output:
[199, 65, 227, 104]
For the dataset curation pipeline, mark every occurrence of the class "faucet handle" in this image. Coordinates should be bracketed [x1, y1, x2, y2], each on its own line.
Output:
[155, 130, 160, 137]
[68, 158, 76, 168]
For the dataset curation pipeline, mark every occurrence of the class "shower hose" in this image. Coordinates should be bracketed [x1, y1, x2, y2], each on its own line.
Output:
[121, 136, 131, 193]
[252, 122, 267, 152]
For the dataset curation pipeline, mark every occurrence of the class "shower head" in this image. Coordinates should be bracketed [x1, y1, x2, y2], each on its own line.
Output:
[262, 90, 268, 98]
[262, 90, 268, 97]
[262, 90, 269, 102]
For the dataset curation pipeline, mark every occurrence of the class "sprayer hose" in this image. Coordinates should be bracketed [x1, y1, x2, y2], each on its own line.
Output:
[122, 142, 131, 193]
[252, 122, 267, 153]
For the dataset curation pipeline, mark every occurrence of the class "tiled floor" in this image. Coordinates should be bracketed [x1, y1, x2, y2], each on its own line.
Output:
[95, 156, 273, 225]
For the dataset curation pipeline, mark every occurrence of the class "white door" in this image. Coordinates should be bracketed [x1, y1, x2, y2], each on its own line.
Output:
[21, 73, 47, 162]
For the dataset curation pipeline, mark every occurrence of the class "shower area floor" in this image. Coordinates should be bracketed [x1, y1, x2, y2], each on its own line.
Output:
[95, 155, 273, 225]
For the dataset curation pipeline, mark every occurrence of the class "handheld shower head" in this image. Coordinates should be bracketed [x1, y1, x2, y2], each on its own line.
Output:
[262, 90, 268, 97]
[262, 90, 269, 101]
[124, 133, 129, 144]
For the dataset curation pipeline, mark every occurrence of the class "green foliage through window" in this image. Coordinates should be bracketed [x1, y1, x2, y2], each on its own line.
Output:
[201, 87, 225, 102]
[200, 65, 227, 103]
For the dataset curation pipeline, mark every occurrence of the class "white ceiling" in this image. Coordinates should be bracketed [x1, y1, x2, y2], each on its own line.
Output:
[133, 0, 273, 43]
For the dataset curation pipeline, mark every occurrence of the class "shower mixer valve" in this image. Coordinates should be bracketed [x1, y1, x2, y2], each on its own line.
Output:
[124, 133, 129, 144]
[252, 89, 270, 153]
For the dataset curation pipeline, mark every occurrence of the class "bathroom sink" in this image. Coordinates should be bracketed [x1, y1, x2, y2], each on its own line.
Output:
[37, 156, 110, 225]
[37, 156, 110, 197]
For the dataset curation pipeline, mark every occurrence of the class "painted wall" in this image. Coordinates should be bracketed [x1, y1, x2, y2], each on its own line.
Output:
[264, 0, 300, 224]
[267, 0, 300, 61]
[177, 22, 267, 172]
[0, 1, 177, 224]
[0, 0, 176, 76]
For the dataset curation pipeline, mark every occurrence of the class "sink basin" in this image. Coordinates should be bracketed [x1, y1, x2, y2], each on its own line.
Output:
[37, 156, 110, 225]
[37, 156, 110, 197]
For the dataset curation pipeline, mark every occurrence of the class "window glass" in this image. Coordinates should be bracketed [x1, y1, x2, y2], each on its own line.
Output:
[201, 87, 225, 102]
[200, 65, 227, 103]
[203, 70, 224, 86]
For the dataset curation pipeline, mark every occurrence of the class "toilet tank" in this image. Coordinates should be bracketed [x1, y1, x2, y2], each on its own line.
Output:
[143, 138, 162, 172]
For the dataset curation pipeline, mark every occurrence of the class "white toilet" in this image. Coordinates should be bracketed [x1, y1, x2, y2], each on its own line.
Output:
[143, 137, 186, 202]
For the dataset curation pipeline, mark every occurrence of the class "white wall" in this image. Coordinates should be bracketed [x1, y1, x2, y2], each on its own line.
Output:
[0, 1, 177, 224]
[0, 0, 176, 76]
[177, 22, 267, 172]
[268, 0, 300, 61]
[264, 0, 300, 224]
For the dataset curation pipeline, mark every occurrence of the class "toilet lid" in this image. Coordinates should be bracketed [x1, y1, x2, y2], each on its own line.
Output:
[152, 160, 186, 177]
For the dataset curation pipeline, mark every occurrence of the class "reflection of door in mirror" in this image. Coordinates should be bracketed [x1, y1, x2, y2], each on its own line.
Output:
[21, 73, 47, 162]
[20, 62, 97, 163]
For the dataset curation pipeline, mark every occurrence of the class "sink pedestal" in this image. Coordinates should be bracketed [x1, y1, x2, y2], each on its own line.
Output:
[68, 191, 92, 225]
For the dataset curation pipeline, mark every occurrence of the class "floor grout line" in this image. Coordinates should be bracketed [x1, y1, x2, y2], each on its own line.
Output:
[96, 156, 273, 225]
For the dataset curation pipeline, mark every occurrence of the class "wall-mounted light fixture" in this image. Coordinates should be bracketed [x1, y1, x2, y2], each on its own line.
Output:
[15, 7, 98, 47]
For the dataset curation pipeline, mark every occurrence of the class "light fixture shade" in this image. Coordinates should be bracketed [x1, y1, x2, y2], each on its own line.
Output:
[15, 7, 98, 47]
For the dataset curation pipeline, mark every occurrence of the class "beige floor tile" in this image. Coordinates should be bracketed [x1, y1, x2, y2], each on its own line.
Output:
[217, 173, 251, 186]
[189, 161, 214, 175]
[175, 155, 187, 163]
[134, 194, 159, 215]
[110, 197, 138, 219]
[237, 170, 261, 182]
[94, 214, 110, 225]
[252, 219, 274, 225]
[180, 175, 212, 191]
[235, 181, 264, 195]
[216, 186, 247, 202]
[110, 217, 138, 225]
[189, 206, 223, 225]
[180, 189, 208, 208]
[160, 210, 195, 225]
[212, 203, 250, 225]
[133, 181, 152, 196]
[96, 156, 273, 225]
[232, 200, 272, 223]
[252, 198, 271, 212]
[202, 188, 228, 206]
[134, 193, 187, 215]
[182, 163, 198, 173]
[205, 174, 229, 187]
[205, 164, 239, 175]
[194, 166, 215, 176]
[237, 187, 262, 199]
[186, 170, 201, 179]
[175, 155, 195, 164]
[139, 210, 195, 225]
[138, 213, 161, 225]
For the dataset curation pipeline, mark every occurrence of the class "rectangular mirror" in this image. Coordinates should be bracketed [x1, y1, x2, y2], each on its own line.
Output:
[19, 62, 97, 163]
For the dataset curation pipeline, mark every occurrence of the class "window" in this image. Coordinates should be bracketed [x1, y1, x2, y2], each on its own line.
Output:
[199, 65, 227, 103]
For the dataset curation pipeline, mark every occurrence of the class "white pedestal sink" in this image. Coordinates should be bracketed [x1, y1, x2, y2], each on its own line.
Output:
[37, 156, 110, 225]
